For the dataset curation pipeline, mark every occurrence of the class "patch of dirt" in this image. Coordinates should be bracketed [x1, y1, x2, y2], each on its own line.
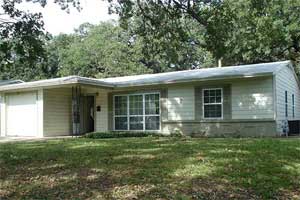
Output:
[186, 178, 260, 200]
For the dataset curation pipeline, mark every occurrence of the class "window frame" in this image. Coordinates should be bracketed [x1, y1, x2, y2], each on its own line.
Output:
[113, 92, 161, 131]
[202, 88, 223, 119]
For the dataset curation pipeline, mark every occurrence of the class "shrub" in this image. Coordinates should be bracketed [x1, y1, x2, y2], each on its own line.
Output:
[83, 131, 161, 139]
[170, 129, 184, 137]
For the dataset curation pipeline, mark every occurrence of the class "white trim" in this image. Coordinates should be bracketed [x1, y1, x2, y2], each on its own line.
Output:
[272, 75, 277, 120]
[202, 88, 223, 119]
[0, 94, 6, 137]
[113, 92, 161, 131]
[37, 89, 44, 137]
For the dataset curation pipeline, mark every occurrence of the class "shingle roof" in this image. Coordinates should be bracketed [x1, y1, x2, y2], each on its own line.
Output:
[0, 80, 23, 86]
[100, 60, 291, 87]
[0, 60, 293, 91]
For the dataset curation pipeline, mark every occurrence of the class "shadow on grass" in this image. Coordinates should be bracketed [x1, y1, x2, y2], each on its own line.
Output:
[0, 137, 299, 199]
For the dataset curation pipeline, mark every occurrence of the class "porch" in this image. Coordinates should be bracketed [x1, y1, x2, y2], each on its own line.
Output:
[43, 85, 111, 137]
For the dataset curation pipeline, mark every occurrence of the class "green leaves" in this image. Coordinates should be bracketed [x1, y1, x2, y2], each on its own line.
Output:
[51, 20, 213, 78]
[56, 21, 152, 78]
[0, 0, 80, 81]
[2, 0, 300, 81]
[109, 0, 300, 72]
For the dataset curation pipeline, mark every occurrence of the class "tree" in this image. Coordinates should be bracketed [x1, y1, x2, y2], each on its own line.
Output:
[41, 33, 76, 78]
[224, 0, 300, 69]
[0, 0, 80, 81]
[52, 21, 214, 77]
[108, 1, 232, 65]
[127, 17, 214, 72]
[56, 21, 152, 78]
[108, 0, 300, 72]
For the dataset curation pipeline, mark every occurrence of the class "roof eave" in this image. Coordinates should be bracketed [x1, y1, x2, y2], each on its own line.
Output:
[0, 78, 114, 92]
[113, 72, 274, 88]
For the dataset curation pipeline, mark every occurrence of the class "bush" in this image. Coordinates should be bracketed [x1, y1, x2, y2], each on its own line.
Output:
[170, 129, 185, 137]
[83, 131, 161, 139]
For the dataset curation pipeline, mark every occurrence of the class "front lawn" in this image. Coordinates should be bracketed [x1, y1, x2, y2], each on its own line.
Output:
[0, 137, 299, 199]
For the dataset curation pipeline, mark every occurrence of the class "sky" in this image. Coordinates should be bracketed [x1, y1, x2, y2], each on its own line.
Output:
[16, 0, 118, 35]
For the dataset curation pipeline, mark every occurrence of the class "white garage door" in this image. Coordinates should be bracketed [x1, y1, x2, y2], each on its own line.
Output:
[6, 92, 38, 137]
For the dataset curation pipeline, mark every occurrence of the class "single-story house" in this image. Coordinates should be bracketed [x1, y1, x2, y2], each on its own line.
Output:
[0, 61, 299, 137]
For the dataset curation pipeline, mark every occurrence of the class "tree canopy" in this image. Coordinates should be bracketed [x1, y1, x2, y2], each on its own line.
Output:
[0, 0, 80, 81]
[43, 21, 214, 78]
[109, 0, 300, 71]
[56, 22, 152, 78]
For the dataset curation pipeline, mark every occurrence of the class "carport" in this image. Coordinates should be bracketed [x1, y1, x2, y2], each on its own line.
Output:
[0, 76, 113, 137]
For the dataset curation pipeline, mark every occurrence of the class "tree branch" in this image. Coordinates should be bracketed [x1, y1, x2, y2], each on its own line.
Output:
[172, 0, 208, 27]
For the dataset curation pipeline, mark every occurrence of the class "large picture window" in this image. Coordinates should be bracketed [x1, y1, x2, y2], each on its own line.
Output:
[114, 93, 160, 131]
[203, 88, 223, 119]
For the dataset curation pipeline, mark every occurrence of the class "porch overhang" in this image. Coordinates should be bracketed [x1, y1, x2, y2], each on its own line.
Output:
[0, 76, 114, 92]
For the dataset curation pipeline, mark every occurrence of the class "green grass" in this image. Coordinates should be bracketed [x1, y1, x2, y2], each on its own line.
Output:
[0, 137, 299, 199]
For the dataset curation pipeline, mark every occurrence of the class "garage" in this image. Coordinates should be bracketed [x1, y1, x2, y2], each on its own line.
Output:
[6, 92, 38, 137]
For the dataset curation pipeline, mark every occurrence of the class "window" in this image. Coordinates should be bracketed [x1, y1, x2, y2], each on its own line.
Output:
[129, 95, 143, 130]
[203, 88, 223, 119]
[145, 94, 160, 130]
[292, 94, 295, 118]
[285, 91, 288, 117]
[114, 96, 128, 130]
[114, 93, 160, 131]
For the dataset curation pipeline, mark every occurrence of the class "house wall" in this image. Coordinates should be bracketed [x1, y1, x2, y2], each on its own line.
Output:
[275, 66, 300, 133]
[231, 77, 274, 119]
[166, 86, 195, 120]
[164, 77, 274, 121]
[160, 77, 276, 136]
[106, 76, 277, 136]
[43, 87, 109, 136]
[162, 120, 277, 137]
[43, 88, 72, 137]
[95, 90, 109, 132]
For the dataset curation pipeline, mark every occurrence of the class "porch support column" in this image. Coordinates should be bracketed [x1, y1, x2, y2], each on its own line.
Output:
[72, 86, 81, 136]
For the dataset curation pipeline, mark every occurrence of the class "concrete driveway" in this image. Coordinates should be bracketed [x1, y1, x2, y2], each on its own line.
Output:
[0, 137, 44, 143]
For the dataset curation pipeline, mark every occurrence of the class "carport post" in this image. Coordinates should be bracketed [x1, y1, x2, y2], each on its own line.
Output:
[72, 86, 81, 136]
